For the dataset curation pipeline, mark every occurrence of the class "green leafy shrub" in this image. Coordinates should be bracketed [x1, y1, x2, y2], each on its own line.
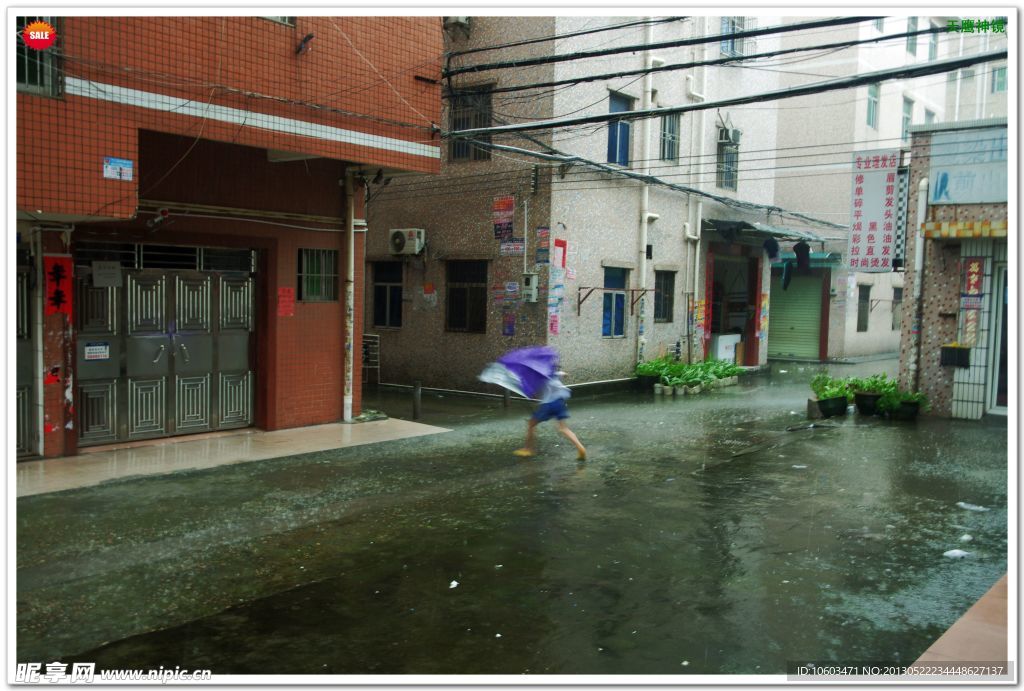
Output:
[810, 372, 850, 400]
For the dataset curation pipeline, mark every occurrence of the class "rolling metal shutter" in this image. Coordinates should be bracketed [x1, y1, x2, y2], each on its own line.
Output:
[768, 274, 822, 359]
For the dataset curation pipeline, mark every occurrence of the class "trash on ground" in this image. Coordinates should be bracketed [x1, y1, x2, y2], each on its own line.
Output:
[959, 534, 973, 542]
[943, 549, 971, 559]
[449, 580, 459, 589]
[956, 502, 990, 512]
[792, 465, 807, 469]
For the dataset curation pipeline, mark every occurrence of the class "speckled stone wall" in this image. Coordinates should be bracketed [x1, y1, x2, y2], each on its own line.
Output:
[364, 17, 557, 390]
[897, 128, 1009, 417]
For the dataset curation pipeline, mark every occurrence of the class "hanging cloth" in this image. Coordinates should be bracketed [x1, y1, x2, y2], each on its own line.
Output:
[793, 241, 811, 273]
[762, 237, 780, 260]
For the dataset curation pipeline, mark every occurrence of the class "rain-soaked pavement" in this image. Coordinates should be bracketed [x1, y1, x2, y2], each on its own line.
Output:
[18, 360, 1008, 675]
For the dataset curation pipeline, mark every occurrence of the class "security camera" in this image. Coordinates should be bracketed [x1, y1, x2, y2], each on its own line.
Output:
[146, 208, 170, 229]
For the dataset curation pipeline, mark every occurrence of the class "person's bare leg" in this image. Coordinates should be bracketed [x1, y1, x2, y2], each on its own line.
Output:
[514, 418, 539, 457]
[557, 421, 586, 459]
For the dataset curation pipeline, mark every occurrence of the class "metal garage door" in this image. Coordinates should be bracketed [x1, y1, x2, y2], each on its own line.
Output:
[768, 274, 822, 359]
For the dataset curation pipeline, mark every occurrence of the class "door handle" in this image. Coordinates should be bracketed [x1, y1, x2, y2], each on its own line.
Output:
[178, 341, 190, 363]
[152, 344, 166, 363]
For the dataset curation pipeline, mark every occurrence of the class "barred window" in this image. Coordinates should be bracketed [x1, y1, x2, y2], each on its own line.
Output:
[654, 271, 675, 322]
[449, 88, 492, 161]
[660, 113, 680, 161]
[297, 249, 339, 302]
[16, 16, 61, 96]
[716, 129, 739, 190]
[602, 267, 628, 337]
[446, 260, 487, 332]
[608, 92, 633, 166]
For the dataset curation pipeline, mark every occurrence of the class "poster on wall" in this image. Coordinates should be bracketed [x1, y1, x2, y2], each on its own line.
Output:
[277, 287, 295, 317]
[43, 255, 73, 316]
[553, 238, 567, 268]
[535, 227, 550, 264]
[548, 312, 559, 335]
[847, 149, 900, 272]
[500, 238, 525, 256]
[758, 293, 770, 340]
[502, 311, 516, 337]
[493, 195, 515, 240]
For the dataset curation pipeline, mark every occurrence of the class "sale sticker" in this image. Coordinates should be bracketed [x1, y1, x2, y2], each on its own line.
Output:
[22, 20, 57, 50]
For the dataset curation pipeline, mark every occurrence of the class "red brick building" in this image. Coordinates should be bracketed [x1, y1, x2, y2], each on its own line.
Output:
[15, 16, 442, 457]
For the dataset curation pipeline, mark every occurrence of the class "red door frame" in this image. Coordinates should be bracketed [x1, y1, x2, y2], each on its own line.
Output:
[744, 255, 762, 366]
[703, 251, 714, 358]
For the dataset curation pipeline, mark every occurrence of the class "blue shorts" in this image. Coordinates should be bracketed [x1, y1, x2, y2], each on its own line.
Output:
[532, 399, 569, 422]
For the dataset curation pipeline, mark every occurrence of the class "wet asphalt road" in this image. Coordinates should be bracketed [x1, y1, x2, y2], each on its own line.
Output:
[17, 360, 1008, 675]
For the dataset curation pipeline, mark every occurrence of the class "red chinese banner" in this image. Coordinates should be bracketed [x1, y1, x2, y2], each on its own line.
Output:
[43, 255, 73, 316]
[848, 150, 900, 272]
[960, 257, 985, 346]
[492, 195, 514, 240]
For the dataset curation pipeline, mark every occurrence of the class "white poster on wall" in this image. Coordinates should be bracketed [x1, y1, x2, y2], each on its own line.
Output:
[847, 149, 900, 272]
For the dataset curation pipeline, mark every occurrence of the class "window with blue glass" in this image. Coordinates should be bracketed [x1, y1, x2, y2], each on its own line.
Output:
[602, 267, 628, 338]
[607, 93, 632, 166]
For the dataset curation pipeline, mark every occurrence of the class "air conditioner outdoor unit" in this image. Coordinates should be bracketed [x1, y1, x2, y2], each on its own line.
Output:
[730, 128, 743, 145]
[389, 228, 425, 256]
[443, 16, 470, 37]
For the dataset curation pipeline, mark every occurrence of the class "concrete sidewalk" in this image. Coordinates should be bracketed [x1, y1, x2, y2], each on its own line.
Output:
[16, 418, 449, 497]
[912, 574, 1009, 668]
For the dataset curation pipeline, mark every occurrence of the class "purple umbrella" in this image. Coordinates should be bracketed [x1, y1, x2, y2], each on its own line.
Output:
[478, 346, 560, 398]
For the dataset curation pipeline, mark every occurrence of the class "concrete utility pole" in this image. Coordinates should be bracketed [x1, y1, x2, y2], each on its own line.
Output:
[637, 18, 656, 363]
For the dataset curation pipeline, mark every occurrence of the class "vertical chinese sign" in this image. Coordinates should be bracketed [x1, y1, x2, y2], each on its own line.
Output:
[535, 227, 550, 264]
[44, 255, 73, 316]
[848, 150, 900, 272]
[960, 257, 984, 346]
[492, 195, 514, 241]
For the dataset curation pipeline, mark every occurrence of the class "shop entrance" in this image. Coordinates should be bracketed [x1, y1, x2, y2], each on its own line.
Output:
[706, 252, 760, 366]
[75, 245, 256, 446]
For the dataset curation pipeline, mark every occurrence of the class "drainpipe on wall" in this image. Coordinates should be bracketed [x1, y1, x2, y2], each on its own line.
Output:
[343, 172, 357, 422]
[637, 18, 656, 363]
[685, 16, 708, 359]
[910, 176, 929, 392]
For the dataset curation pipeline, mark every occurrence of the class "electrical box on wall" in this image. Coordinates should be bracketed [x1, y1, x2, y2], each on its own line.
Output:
[389, 228, 425, 255]
[522, 272, 539, 303]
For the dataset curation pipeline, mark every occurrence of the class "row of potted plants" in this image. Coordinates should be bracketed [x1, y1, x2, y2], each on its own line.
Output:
[636, 357, 743, 395]
[809, 372, 929, 420]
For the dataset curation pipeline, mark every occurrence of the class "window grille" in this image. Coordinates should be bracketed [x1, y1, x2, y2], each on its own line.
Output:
[654, 271, 675, 322]
[716, 129, 738, 190]
[660, 113, 680, 161]
[297, 248, 339, 301]
[16, 16, 61, 96]
[449, 88, 492, 161]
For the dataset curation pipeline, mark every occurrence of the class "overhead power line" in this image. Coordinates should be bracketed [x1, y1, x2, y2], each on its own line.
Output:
[446, 49, 1007, 139]
[444, 16, 874, 77]
[466, 139, 847, 230]
[446, 17, 688, 58]
[449, 24, 949, 98]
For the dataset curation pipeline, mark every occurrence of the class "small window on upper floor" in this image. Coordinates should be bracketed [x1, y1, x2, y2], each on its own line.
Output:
[716, 128, 739, 190]
[449, 87, 492, 162]
[874, 17, 885, 31]
[906, 17, 918, 54]
[991, 66, 1007, 93]
[928, 24, 939, 60]
[607, 92, 633, 166]
[16, 16, 61, 97]
[660, 112, 680, 162]
[262, 17, 295, 25]
[721, 17, 754, 57]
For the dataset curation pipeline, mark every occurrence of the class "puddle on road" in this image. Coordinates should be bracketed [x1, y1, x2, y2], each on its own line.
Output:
[22, 369, 1008, 675]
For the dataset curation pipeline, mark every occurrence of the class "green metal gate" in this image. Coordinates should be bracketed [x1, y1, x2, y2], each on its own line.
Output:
[768, 274, 822, 359]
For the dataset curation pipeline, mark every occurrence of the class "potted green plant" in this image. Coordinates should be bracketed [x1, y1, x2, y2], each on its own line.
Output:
[850, 373, 896, 416]
[877, 388, 929, 421]
[810, 372, 849, 418]
[635, 358, 666, 391]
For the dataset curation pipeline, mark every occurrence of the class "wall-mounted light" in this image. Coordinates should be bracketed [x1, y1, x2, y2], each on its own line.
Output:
[296, 33, 315, 55]
[146, 208, 170, 230]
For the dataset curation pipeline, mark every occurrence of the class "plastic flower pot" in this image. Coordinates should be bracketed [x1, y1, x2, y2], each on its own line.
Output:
[854, 391, 883, 416]
[891, 400, 920, 421]
[816, 396, 849, 418]
[653, 383, 663, 395]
